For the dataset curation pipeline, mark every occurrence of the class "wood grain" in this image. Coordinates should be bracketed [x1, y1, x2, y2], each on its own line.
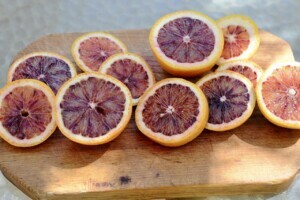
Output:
[0, 29, 299, 200]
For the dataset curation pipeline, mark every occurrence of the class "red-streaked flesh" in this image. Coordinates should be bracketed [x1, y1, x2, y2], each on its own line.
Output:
[200, 76, 249, 124]
[221, 25, 250, 60]
[59, 77, 126, 137]
[79, 37, 124, 71]
[227, 65, 258, 86]
[157, 17, 215, 63]
[0, 86, 52, 140]
[142, 83, 200, 136]
[106, 59, 149, 99]
[262, 65, 300, 120]
[12, 56, 73, 94]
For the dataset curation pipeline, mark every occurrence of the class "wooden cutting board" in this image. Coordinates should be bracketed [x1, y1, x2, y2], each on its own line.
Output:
[0, 29, 299, 200]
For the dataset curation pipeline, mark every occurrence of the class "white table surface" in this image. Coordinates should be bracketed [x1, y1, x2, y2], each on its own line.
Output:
[0, 0, 299, 199]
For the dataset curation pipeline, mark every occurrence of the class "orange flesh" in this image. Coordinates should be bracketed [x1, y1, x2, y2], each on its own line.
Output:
[0, 86, 52, 139]
[262, 66, 300, 120]
[221, 25, 250, 60]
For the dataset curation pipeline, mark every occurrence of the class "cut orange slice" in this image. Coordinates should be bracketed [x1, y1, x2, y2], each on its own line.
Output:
[256, 62, 300, 129]
[196, 70, 255, 131]
[71, 32, 128, 72]
[217, 14, 260, 64]
[216, 60, 263, 87]
[55, 73, 132, 145]
[99, 53, 155, 105]
[135, 78, 208, 147]
[149, 10, 224, 77]
[0, 79, 56, 147]
[7, 52, 77, 94]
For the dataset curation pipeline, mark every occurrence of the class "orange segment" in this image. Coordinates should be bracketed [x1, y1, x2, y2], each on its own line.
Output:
[0, 79, 56, 147]
[217, 15, 260, 64]
[135, 78, 208, 147]
[256, 62, 300, 128]
[99, 53, 155, 106]
[149, 10, 224, 77]
[55, 73, 132, 145]
[71, 32, 128, 72]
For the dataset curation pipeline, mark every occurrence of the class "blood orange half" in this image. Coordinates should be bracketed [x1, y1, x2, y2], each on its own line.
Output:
[7, 52, 77, 94]
[55, 73, 132, 145]
[149, 10, 224, 77]
[99, 53, 155, 105]
[256, 62, 300, 129]
[217, 15, 260, 64]
[216, 60, 263, 87]
[197, 70, 255, 131]
[71, 32, 128, 72]
[0, 79, 56, 147]
[135, 78, 208, 147]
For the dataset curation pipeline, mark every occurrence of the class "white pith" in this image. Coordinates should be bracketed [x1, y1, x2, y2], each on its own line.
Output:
[288, 88, 296, 96]
[220, 96, 227, 102]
